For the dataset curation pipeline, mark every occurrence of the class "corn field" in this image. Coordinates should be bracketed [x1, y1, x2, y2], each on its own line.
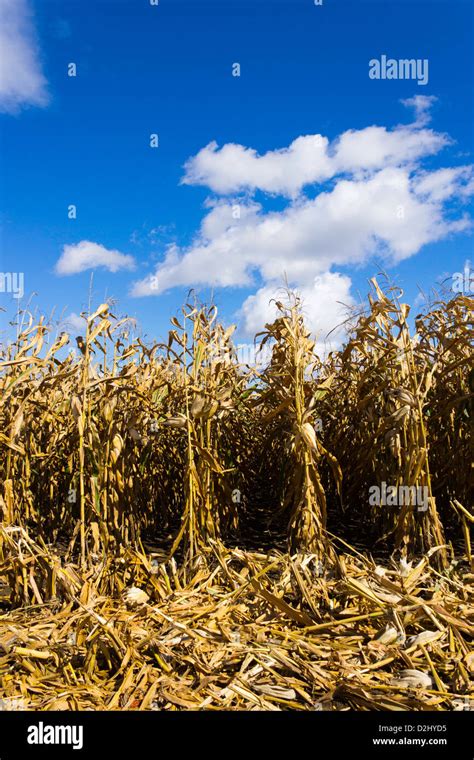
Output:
[0, 280, 473, 711]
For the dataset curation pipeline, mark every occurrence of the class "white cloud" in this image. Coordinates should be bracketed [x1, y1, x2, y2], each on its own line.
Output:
[413, 291, 428, 309]
[331, 126, 446, 176]
[240, 272, 354, 344]
[62, 312, 85, 332]
[55, 241, 136, 276]
[400, 95, 437, 127]
[413, 165, 474, 202]
[182, 135, 333, 197]
[0, 0, 49, 113]
[182, 99, 448, 198]
[132, 166, 471, 300]
[132, 98, 474, 338]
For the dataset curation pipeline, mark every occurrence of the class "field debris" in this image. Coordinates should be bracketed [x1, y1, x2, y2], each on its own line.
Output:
[1, 527, 473, 711]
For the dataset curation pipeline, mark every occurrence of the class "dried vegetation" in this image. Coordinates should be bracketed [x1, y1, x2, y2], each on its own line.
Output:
[0, 281, 472, 710]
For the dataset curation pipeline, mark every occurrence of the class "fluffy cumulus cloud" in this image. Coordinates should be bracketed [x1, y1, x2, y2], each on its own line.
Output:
[55, 241, 136, 276]
[132, 98, 474, 339]
[240, 272, 354, 343]
[0, 0, 49, 113]
[413, 165, 474, 202]
[62, 312, 85, 332]
[181, 106, 448, 199]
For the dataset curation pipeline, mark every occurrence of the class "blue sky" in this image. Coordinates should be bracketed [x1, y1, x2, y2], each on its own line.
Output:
[1, 0, 473, 348]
